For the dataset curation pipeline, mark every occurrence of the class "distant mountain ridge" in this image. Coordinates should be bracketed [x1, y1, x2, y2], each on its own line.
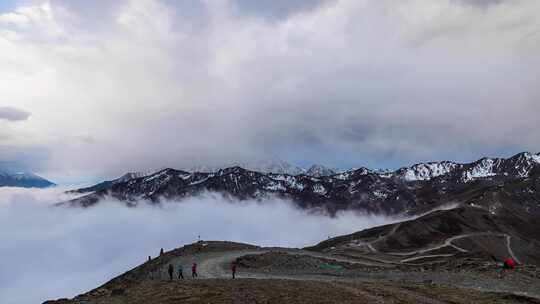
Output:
[0, 171, 55, 188]
[64, 152, 540, 215]
[188, 161, 338, 177]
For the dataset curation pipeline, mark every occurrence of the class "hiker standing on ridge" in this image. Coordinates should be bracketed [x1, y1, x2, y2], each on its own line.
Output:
[167, 264, 174, 281]
[178, 264, 184, 280]
[231, 262, 237, 279]
[192, 262, 198, 278]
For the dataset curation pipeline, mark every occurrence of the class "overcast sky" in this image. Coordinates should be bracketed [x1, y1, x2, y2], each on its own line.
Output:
[1, 0, 540, 183]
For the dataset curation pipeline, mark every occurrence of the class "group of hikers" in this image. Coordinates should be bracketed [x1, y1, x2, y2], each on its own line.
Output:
[167, 262, 197, 280]
[167, 261, 237, 281]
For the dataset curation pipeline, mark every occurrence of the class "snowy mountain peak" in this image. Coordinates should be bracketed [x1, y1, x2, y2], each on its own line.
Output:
[516, 152, 540, 164]
[334, 167, 373, 180]
[507, 152, 540, 177]
[306, 164, 337, 177]
[528, 152, 540, 164]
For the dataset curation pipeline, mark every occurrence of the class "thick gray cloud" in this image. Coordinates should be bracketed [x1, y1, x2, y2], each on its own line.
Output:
[231, 0, 329, 19]
[0, 107, 30, 121]
[453, 0, 504, 8]
[0, 0, 539, 180]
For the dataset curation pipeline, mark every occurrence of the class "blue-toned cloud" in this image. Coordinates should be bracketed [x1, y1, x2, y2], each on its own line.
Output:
[0, 146, 49, 173]
[0, 107, 30, 122]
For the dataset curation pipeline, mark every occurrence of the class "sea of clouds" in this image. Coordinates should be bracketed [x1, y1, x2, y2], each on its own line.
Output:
[0, 187, 404, 304]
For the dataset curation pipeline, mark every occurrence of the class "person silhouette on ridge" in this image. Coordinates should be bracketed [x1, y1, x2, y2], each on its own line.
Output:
[192, 262, 198, 278]
[178, 264, 184, 279]
[167, 264, 174, 281]
[231, 262, 237, 279]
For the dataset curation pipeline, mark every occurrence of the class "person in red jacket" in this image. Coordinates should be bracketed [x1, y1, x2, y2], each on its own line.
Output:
[500, 257, 516, 278]
[504, 258, 516, 269]
[192, 262, 198, 278]
[231, 262, 237, 279]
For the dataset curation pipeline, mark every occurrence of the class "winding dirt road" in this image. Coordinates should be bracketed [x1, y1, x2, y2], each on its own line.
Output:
[158, 230, 522, 280]
[349, 230, 521, 265]
[161, 248, 387, 281]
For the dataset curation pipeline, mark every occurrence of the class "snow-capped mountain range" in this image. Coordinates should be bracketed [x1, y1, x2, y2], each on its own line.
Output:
[395, 152, 540, 182]
[92, 151, 540, 184]
[65, 152, 540, 216]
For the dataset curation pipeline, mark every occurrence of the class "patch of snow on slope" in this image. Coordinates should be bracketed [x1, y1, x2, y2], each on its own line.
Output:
[189, 176, 210, 186]
[373, 190, 388, 199]
[531, 153, 540, 164]
[402, 162, 458, 181]
[271, 175, 305, 191]
[514, 152, 540, 177]
[335, 168, 372, 180]
[524, 152, 540, 167]
[178, 173, 191, 180]
[335, 171, 353, 180]
[462, 158, 497, 182]
[264, 181, 286, 191]
[143, 170, 169, 183]
[313, 184, 327, 195]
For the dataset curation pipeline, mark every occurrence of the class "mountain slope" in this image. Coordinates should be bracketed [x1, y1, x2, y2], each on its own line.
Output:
[0, 171, 55, 188]
[308, 172, 540, 266]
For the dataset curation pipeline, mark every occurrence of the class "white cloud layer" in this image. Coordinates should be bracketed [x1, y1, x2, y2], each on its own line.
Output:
[1, 0, 540, 179]
[0, 187, 400, 304]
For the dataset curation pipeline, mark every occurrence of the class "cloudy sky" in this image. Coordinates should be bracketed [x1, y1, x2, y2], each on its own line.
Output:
[1, 0, 539, 183]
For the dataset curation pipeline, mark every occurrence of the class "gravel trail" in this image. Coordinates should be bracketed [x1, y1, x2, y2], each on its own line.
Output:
[156, 245, 539, 300]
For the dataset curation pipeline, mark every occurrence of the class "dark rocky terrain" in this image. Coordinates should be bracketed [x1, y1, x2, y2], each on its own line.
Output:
[307, 172, 540, 266]
[45, 241, 540, 304]
[44, 279, 540, 304]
